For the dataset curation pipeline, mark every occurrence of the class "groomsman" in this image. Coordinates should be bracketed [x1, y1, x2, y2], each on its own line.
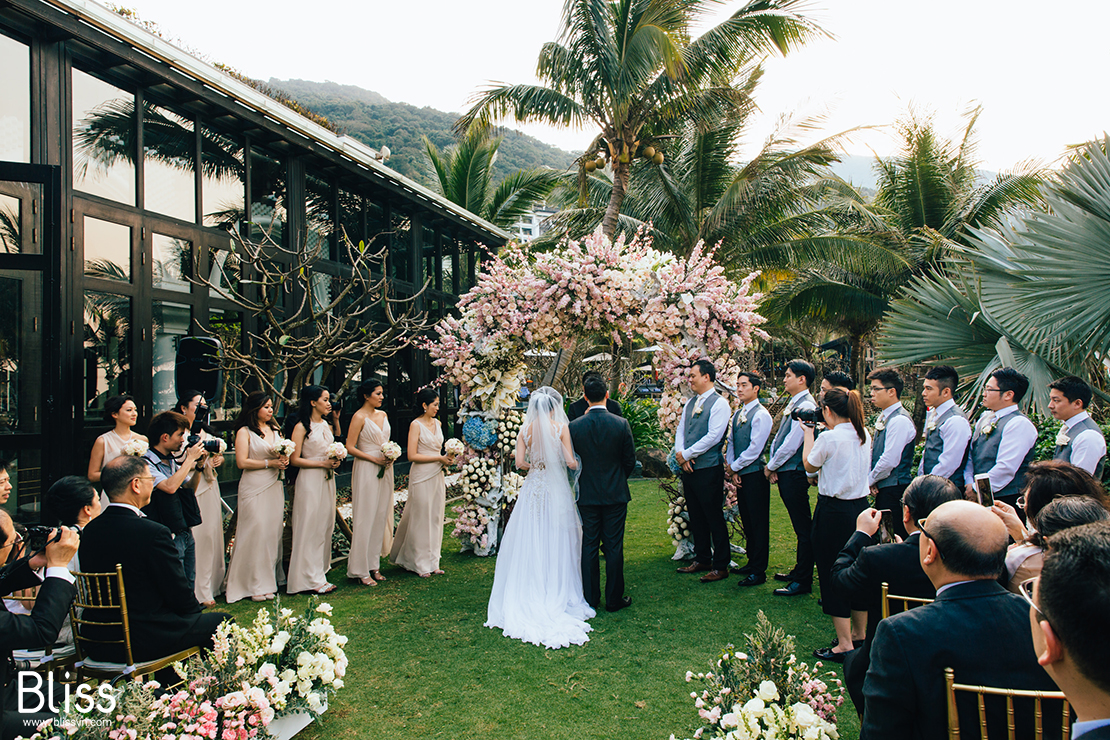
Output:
[821, 371, 855, 396]
[765, 359, 818, 596]
[963, 367, 1038, 509]
[674, 359, 731, 582]
[725, 371, 773, 587]
[1048, 376, 1107, 477]
[918, 365, 972, 487]
[867, 368, 917, 540]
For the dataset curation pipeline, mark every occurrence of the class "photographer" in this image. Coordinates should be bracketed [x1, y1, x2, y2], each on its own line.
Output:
[142, 411, 206, 590]
[0, 511, 78, 740]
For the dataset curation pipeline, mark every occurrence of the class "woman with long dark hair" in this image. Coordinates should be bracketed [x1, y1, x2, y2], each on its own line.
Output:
[173, 391, 225, 607]
[802, 387, 872, 662]
[287, 385, 340, 594]
[345, 379, 393, 586]
[87, 395, 147, 484]
[225, 391, 288, 603]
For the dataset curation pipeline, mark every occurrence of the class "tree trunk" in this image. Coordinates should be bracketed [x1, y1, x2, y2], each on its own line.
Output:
[850, 333, 866, 390]
[600, 157, 628, 241]
[542, 337, 578, 390]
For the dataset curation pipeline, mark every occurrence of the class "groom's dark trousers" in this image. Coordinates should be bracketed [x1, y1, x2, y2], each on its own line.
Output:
[569, 405, 637, 610]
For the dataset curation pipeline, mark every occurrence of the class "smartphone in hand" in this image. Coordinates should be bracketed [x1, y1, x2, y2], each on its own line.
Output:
[974, 473, 994, 507]
[878, 509, 896, 544]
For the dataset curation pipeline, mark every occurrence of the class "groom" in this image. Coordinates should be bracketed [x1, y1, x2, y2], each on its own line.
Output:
[569, 375, 637, 612]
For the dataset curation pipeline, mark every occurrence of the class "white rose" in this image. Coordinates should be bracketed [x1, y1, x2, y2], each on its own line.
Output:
[1055, 429, 1070, 447]
[791, 702, 818, 728]
[742, 697, 765, 717]
[757, 680, 779, 702]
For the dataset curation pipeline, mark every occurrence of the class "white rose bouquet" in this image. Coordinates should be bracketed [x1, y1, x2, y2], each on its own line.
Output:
[379, 441, 402, 478]
[445, 437, 465, 460]
[121, 437, 149, 457]
[325, 442, 347, 480]
[271, 438, 296, 480]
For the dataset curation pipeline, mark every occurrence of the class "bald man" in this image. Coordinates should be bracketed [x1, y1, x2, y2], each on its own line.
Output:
[860, 501, 1062, 740]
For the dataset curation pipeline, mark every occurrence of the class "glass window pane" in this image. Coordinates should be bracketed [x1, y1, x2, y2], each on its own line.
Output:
[390, 208, 410, 282]
[442, 239, 455, 291]
[0, 193, 21, 255]
[338, 189, 363, 254]
[0, 449, 42, 524]
[152, 301, 191, 412]
[83, 216, 131, 283]
[72, 69, 136, 206]
[208, 309, 242, 421]
[0, 33, 30, 164]
[0, 270, 43, 434]
[206, 241, 241, 300]
[366, 200, 387, 273]
[83, 292, 132, 422]
[152, 233, 192, 293]
[306, 172, 334, 259]
[144, 105, 196, 222]
[201, 124, 244, 229]
[249, 148, 285, 244]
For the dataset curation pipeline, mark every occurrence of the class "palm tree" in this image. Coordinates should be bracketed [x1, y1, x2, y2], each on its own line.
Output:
[456, 0, 822, 241]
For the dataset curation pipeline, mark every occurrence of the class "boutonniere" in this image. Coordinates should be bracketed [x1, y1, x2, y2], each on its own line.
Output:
[874, 415, 887, 432]
[925, 414, 937, 433]
[693, 398, 704, 417]
[738, 407, 748, 425]
[979, 412, 996, 437]
[1055, 428, 1071, 447]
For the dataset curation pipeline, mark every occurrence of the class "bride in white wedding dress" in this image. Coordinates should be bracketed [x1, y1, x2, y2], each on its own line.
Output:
[484, 386, 596, 648]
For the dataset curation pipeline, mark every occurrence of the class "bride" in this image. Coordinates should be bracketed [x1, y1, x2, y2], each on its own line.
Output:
[485, 386, 595, 648]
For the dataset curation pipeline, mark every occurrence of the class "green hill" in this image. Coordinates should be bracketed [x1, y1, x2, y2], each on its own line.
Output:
[269, 78, 578, 186]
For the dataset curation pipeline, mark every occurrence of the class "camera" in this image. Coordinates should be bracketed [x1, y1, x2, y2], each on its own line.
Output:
[186, 435, 223, 454]
[790, 407, 823, 424]
[23, 525, 61, 554]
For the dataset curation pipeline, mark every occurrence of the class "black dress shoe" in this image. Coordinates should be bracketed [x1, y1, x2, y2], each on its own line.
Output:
[676, 561, 711, 574]
[606, 596, 632, 612]
[736, 573, 766, 588]
[830, 637, 866, 649]
[773, 572, 795, 583]
[772, 581, 812, 596]
[730, 564, 754, 575]
[812, 646, 848, 664]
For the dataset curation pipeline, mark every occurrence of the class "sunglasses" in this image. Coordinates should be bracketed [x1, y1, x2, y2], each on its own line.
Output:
[917, 518, 944, 561]
[1018, 577, 1047, 621]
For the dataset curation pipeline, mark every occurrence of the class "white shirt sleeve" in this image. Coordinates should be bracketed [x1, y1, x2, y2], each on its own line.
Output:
[988, 415, 1039, 492]
[932, 414, 972, 480]
[732, 410, 772, 472]
[868, 414, 917, 487]
[1069, 428, 1108, 476]
[806, 429, 835, 470]
[674, 399, 688, 456]
[767, 399, 815, 471]
[44, 566, 76, 584]
[683, 397, 731, 461]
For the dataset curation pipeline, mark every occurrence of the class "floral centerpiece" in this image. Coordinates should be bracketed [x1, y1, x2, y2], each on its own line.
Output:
[121, 437, 148, 457]
[379, 441, 402, 479]
[325, 442, 347, 480]
[495, 410, 523, 456]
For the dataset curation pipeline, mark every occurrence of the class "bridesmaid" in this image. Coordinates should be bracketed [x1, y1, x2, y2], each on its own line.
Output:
[174, 391, 225, 608]
[345, 380, 394, 587]
[225, 392, 288, 603]
[287, 385, 340, 595]
[87, 395, 147, 483]
[390, 388, 451, 578]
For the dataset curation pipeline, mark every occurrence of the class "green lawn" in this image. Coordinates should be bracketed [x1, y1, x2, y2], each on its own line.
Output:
[216, 480, 860, 739]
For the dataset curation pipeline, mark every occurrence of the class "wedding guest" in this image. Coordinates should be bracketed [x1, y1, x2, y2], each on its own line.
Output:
[803, 388, 871, 662]
[1028, 520, 1110, 740]
[225, 392, 288, 603]
[287, 386, 340, 595]
[1003, 497, 1109, 593]
[567, 371, 623, 421]
[766, 359, 818, 595]
[173, 391, 225, 607]
[42, 476, 101, 571]
[0, 462, 10, 506]
[391, 389, 450, 578]
[917, 365, 971, 487]
[1048, 376, 1107, 477]
[86, 395, 147, 484]
[832, 475, 963, 713]
[674, 359, 731, 582]
[346, 379, 394, 587]
[963, 367, 1038, 510]
[861, 500, 1059, 739]
[725, 371, 773, 587]
[821, 370, 855, 395]
[990, 461, 1109, 554]
[867, 368, 917, 540]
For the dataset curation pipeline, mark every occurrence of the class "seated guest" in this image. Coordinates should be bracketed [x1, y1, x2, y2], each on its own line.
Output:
[861, 500, 1061, 739]
[992, 460, 1109, 547]
[832, 474, 963, 712]
[1004, 496, 1110, 593]
[78, 456, 229, 665]
[43, 476, 102, 561]
[567, 371, 624, 421]
[0, 511, 78, 740]
[1029, 520, 1110, 739]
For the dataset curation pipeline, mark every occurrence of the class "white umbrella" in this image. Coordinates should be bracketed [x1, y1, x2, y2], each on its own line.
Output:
[583, 352, 613, 362]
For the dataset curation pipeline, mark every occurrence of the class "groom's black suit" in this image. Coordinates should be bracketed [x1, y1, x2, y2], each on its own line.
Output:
[569, 406, 637, 610]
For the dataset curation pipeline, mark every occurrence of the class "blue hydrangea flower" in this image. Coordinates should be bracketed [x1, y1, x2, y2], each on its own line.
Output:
[666, 449, 682, 475]
[462, 417, 498, 450]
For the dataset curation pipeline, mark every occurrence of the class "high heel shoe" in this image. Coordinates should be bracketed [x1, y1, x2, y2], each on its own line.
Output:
[371, 570, 386, 582]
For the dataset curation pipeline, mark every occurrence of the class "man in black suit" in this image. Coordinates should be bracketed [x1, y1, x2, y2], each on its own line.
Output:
[0, 511, 78, 740]
[567, 371, 624, 422]
[78, 455, 229, 665]
[569, 375, 637, 612]
[1030, 521, 1110, 740]
[832, 475, 962, 712]
[861, 500, 1061, 740]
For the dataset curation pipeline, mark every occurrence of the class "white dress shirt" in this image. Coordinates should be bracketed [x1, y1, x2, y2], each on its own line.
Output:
[725, 400, 773, 472]
[807, 422, 871, 500]
[963, 405, 1038, 489]
[1062, 411, 1107, 476]
[917, 398, 972, 479]
[107, 501, 147, 517]
[673, 389, 730, 462]
[766, 390, 817, 472]
[868, 402, 917, 487]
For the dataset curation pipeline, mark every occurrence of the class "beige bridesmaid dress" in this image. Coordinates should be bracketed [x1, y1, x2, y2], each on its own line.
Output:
[97, 429, 137, 509]
[192, 431, 226, 604]
[225, 430, 286, 603]
[286, 421, 337, 593]
[390, 420, 446, 575]
[347, 415, 395, 580]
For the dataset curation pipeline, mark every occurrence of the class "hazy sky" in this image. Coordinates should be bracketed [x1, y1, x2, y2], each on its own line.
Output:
[119, 0, 1108, 172]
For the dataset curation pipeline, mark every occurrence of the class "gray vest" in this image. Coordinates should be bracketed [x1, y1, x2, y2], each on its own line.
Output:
[769, 391, 815, 472]
[871, 405, 916, 488]
[730, 404, 768, 476]
[970, 409, 1036, 498]
[921, 404, 966, 477]
[684, 392, 725, 470]
[1054, 416, 1107, 479]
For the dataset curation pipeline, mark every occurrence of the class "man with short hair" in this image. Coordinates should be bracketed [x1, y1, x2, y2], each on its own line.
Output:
[766, 359, 818, 596]
[674, 359, 731, 582]
[725, 371, 773, 587]
[143, 411, 206, 588]
[567, 371, 624, 422]
[0, 462, 12, 507]
[861, 500, 1059, 739]
[1048, 376, 1106, 478]
[78, 456, 229, 667]
[963, 367, 1039, 509]
[867, 368, 917, 540]
[821, 370, 855, 395]
[918, 365, 971, 487]
[1029, 521, 1110, 739]
[833, 475, 963, 713]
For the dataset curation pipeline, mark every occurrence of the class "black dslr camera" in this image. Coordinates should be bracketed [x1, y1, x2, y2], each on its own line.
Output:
[186, 435, 223, 454]
[23, 525, 62, 554]
[790, 407, 823, 425]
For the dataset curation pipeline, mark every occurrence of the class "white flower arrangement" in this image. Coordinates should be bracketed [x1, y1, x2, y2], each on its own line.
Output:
[325, 442, 348, 480]
[1055, 428, 1071, 447]
[378, 441, 402, 479]
[121, 437, 149, 457]
[271, 437, 296, 480]
[460, 457, 498, 501]
[501, 471, 524, 502]
[495, 410, 524, 456]
[667, 496, 691, 546]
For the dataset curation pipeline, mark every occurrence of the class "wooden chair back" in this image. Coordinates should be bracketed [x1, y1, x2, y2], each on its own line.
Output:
[70, 565, 134, 667]
[945, 667, 1071, 740]
[881, 581, 935, 619]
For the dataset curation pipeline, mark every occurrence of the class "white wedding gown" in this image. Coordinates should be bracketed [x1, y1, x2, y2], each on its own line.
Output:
[485, 425, 595, 649]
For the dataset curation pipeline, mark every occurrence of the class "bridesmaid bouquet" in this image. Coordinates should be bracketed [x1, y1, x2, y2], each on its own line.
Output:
[444, 437, 465, 460]
[379, 441, 402, 478]
[325, 442, 348, 480]
[272, 438, 296, 480]
[121, 437, 149, 457]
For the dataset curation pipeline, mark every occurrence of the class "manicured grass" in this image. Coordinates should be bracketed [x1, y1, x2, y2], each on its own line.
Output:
[215, 480, 860, 739]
